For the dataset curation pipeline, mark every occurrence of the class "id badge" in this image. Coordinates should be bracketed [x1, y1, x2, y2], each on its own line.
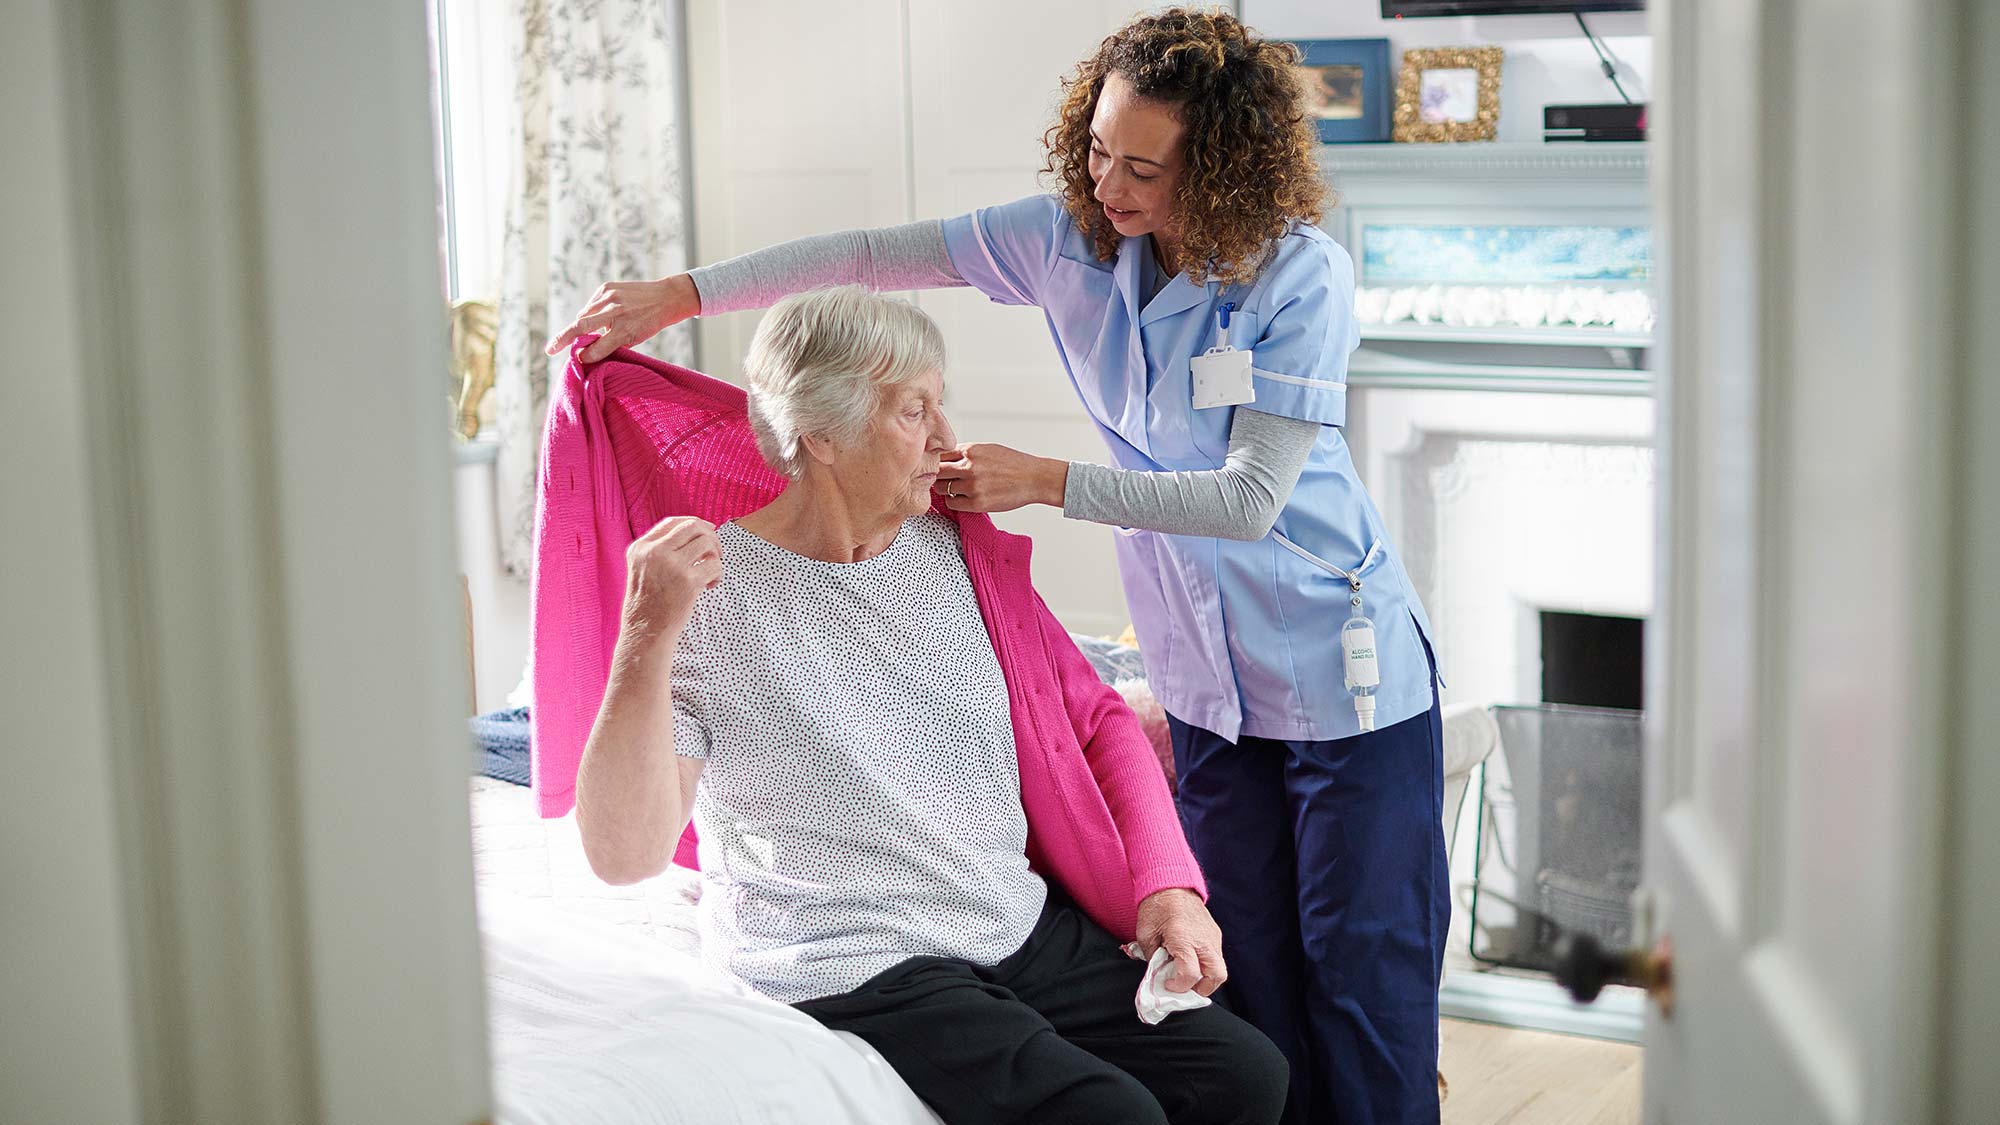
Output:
[1190, 346, 1255, 410]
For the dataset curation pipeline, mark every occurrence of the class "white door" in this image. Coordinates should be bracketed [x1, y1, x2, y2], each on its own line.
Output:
[5, 0, 492, 1121]
[1642, 1, 1991, 1121]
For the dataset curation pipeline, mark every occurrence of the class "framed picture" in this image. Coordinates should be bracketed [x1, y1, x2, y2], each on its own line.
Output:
[1393, 46, 1504, 143]
[1286, 38, 1391, 144]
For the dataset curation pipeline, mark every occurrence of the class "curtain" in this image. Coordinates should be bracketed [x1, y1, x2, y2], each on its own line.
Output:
[493, 0, 692, 576]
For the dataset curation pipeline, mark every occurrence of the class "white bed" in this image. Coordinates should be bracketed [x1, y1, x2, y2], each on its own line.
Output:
[470, 776, 944, 1124]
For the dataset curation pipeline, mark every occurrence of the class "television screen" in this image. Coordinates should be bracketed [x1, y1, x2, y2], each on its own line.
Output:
[1381, 1, 1644, 16]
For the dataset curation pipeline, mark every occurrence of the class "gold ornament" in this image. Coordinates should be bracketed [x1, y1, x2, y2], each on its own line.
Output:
[448, 299, 498, 441]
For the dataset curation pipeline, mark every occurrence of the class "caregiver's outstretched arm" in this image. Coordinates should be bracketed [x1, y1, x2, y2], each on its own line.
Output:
[546, 220, 964, 362]
[937, 408, 1321, 541]
[576, 515, 720, 885]
[1062, 408, 1320, 540]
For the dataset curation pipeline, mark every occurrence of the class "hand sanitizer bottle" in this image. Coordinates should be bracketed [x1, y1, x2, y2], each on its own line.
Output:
[1340, 585, 1380, 732]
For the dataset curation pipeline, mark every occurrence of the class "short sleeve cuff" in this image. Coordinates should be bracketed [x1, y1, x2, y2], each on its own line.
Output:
[672, 705, 711, 760]
[939, 195, 1064, 308]
[1249, 367, 1348, 427]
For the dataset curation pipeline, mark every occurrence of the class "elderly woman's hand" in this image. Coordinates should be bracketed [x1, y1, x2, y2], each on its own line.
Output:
[1134, 888, 1228, 997]
[622, 516, 723, 636]
[546, 274, 702, 364]
[934, 443, 1070, 513]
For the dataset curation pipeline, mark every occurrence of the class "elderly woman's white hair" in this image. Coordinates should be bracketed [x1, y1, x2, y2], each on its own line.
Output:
[741, 285, 948, 479]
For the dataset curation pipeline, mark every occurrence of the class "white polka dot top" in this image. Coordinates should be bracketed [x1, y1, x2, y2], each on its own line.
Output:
[670, 513, 1049, 1004]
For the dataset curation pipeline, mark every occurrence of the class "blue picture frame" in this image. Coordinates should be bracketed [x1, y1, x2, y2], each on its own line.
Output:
[1288, 38, 1392, 144]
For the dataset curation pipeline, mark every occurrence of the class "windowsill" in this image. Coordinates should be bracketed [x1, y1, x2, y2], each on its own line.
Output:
[454, 432, 499, 465]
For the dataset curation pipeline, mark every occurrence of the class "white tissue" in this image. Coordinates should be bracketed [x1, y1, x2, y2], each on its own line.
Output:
[1133, 946, 1213, 1026]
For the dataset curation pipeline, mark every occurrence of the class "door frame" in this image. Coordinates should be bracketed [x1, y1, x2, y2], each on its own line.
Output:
[5, 1, 491, 1121]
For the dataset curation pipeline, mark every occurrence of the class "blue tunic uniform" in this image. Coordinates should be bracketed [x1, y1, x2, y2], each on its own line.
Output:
[941, 194, 1438, 743]
[944, 194, 1451, 1125]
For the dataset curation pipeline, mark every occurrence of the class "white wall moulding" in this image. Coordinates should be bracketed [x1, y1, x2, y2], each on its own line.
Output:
[1357, 324, 1652, 349]
[1348, 343, 1653, 396]
[1439, 969, 1646, 1044]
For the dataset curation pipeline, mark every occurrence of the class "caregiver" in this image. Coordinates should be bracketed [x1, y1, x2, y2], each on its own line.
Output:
[549, 9, 1446, 1124]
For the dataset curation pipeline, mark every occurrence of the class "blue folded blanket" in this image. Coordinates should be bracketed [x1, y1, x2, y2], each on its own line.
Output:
[469, 706, 532, 787]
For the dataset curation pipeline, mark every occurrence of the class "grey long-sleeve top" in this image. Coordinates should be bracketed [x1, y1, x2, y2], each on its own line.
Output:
[690, 222, 1322, 541]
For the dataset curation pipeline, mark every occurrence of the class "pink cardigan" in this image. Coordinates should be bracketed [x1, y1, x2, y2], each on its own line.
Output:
[529, 339, 1206, 941]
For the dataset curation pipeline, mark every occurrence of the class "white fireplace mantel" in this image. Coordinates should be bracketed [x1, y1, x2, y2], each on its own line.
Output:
[1324, 143, 1657, 1043]
[1319, 141, 1654, 395]
[1322, 140, 1648, 184]
[1327, 139, 1658, 733]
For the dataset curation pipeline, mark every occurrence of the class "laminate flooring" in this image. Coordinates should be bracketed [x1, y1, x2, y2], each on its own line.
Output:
[1439, 1018, 1642, 1124]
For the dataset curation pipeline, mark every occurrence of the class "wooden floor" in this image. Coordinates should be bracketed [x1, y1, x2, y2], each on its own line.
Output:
[1439, 1018, 1642, 1125]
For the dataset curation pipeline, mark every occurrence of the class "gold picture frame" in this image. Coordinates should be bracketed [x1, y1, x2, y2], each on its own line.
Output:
[1393, 46, 1503, 143]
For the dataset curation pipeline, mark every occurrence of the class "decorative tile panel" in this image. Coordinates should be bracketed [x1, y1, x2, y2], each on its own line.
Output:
[1361, 224, 1651, 287]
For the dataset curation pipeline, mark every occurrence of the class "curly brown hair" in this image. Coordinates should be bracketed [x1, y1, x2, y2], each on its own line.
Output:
[1042, 8, 1326, 287]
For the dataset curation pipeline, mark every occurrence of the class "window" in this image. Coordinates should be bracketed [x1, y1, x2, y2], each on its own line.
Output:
[425, 0, 508, 304]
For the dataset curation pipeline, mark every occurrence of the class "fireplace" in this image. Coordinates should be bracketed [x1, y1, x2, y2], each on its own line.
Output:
[1322, 142, 1656, 1037]
[1538, 609, 1645, 711]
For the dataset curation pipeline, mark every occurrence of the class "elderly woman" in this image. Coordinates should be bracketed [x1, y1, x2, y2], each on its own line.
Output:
[574, 286, 1286, 1125]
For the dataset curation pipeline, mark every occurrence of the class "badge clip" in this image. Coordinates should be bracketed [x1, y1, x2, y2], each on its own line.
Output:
[1190, 301, 1254, 410]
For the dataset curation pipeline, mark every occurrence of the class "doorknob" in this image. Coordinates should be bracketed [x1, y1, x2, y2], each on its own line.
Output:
[1555, 933, 1675, 1016]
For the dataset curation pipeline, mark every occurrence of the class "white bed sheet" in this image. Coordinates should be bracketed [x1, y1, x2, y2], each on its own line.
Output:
[470, 777, 943, 1125]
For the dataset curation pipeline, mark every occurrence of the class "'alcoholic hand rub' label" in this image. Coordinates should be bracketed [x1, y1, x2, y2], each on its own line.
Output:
[1341, 620, 1380, 690]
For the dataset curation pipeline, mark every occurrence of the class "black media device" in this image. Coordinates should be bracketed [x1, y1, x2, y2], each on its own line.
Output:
[1380, 1, 1644, 16]
[1543, 102, 1648, 142]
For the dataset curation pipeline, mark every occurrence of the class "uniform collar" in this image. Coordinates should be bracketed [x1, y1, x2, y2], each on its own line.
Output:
[1119, 236, 1214, 327]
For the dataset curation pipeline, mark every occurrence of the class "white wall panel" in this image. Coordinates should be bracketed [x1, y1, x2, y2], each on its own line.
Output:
[687, 0, 1172, 632]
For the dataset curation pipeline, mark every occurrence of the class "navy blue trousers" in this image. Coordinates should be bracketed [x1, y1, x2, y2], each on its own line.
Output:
[1169, 679, 1448, 1125]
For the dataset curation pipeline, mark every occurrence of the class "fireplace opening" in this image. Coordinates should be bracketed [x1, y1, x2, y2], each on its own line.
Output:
[1467, 610, 1648, 973]
[1539, 610, 1644, 711]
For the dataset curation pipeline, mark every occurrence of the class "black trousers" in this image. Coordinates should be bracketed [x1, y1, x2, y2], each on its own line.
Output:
[794, 894, 1289, 1125]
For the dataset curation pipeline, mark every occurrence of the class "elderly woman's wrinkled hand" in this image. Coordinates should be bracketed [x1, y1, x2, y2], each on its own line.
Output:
[622, 515, 723, 636]
[934, 442, 1070, 513]
[1134, 888, 1228, 997]
[546, 274, 702, 363]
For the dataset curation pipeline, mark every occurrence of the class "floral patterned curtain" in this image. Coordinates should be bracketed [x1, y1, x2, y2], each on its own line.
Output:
[493, 0, 692, 576]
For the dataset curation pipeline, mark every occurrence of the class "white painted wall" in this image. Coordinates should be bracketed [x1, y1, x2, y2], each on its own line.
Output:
[458, 452, 533, 713]
[1241, 1, 1651, 142]
[685, 0, 1178, 636]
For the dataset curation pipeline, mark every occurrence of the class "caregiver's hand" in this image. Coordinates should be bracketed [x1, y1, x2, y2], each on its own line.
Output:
[934, 443, 1069, 513]
[545, 273, 701, 363]
[1135, 888, 1227, 997]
